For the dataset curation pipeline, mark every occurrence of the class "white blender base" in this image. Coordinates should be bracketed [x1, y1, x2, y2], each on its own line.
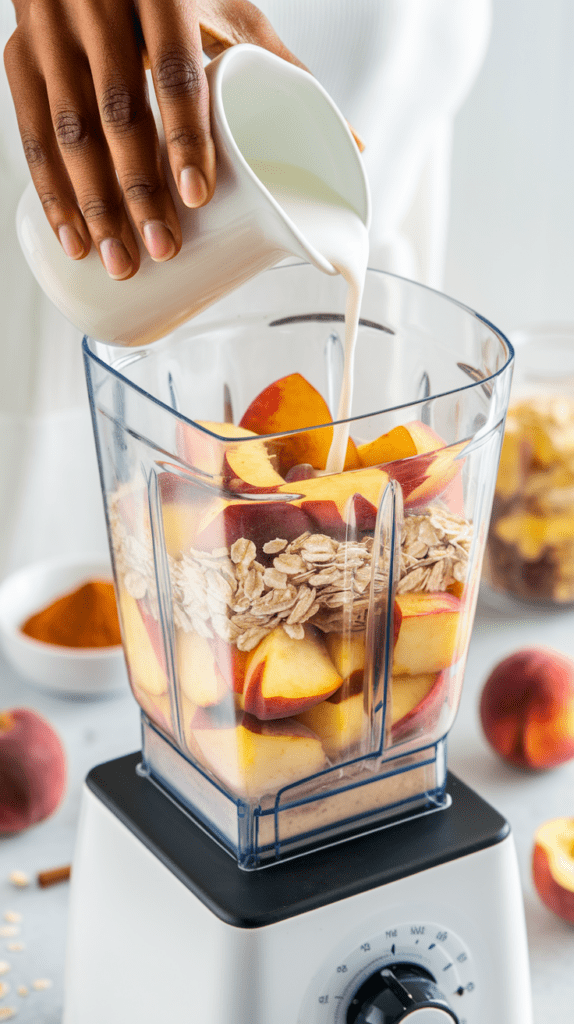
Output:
[63, 780, 532, 1024]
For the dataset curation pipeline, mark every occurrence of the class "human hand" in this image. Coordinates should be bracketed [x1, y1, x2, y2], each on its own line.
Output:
[3, 0, 309, 279]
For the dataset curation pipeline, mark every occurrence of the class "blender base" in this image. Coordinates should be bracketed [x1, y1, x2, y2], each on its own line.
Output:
[63, 753, 532, 1024]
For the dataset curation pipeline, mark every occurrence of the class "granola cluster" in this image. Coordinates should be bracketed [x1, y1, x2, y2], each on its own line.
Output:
[112, 499, 472, 651]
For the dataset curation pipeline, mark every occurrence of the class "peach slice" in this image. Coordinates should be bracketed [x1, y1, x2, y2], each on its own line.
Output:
[532, 818, 574, 923]
[357, 425, 418, 467]
[176, 419, 260, 470]
[179, 419, 284, 493]
[389, 672, 446, 743]
[176, 630, 230, 708]
[131, 684, 173, 736]
[278, 465, 389, 536]
[325, 632, 366, 680]
[241, 625, 342, 720]
[358, 420, 464, 509]
[390, 673, 438, 724]
[392, 591, 461, 677]
[239, 372, 360, 474]
[189, 711, 327, 799]
[0, 708, 67, 835]
[193, 498, 313, 552]
[297, 688, 365, 760]
[479, 648, 574, 770]
[118, 590, 169, 697]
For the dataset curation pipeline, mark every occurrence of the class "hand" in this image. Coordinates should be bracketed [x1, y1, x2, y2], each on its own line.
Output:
[3, 0, 309, 279]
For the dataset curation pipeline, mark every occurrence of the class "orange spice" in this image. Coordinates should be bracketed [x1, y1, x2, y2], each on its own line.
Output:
[21, 579, 122, 649]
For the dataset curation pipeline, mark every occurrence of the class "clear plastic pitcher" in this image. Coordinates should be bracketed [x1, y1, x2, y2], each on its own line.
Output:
[85, 265, 513, 867]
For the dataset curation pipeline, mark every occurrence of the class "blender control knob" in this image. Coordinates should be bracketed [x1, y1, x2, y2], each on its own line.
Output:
[346, 963, 459, 1023]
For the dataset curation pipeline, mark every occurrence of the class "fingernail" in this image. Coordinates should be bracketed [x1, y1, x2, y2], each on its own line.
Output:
[142, 220, 176, 261]
[100, 238, 133, 280]
[179, 166, 209, 208]
[58, 224, 84, 259]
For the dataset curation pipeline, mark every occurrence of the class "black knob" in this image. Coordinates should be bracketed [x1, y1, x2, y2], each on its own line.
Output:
[346, 962, 459, 1023]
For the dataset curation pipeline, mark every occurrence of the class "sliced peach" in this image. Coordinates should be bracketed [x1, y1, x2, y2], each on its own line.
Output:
[176, 419, 256, 473]
[118, 590, 168, 697]
[390, 672, 438, 723]
[131, 684, 173, 736]
[189, 710, 327, 799]
[239, 372, 360, 474]
[325, 633, 366, 680]
[392, 591, 461, 676]
[176, 630, 230, 708]
[359, 421, 464, 509]
[193, 498, 313, 552]
[390, 671, 446, 742]
[357, 425, 417, 467]
[278, 465, 389, 535]
[297, 688, 365, 760]
[176, 419, 284, 493]
[532, 818, 574, 923]
[241, 625, 342, 720]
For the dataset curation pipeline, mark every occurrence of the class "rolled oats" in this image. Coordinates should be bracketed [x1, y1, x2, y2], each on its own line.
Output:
[263, 538, 288, 554]
[112, 485, 472, 650]
[273, 553, 305, 575]
[283, 623, 305, 640]
[263, 568, 288, 590]
[230, 538, 256, 566]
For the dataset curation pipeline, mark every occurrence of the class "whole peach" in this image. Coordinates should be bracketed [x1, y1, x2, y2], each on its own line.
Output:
[480, 647, 574, 770]
[532, 818, 574, 923]
[0, 708, 67, 834]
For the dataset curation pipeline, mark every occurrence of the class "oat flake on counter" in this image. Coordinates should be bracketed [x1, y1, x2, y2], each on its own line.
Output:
[7, 874, 28, 890]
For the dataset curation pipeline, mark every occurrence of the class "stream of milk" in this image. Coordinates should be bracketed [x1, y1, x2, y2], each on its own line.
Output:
[247, 160, 370, 475]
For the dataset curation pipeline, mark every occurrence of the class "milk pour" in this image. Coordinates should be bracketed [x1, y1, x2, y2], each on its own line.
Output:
[248, 160, 370, 475]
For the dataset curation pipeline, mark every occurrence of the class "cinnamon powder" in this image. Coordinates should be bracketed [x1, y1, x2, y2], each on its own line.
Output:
[21, 579, 122, 648]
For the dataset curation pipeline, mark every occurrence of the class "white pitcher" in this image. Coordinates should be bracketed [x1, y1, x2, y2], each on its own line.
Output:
[16, 43, 370, 348]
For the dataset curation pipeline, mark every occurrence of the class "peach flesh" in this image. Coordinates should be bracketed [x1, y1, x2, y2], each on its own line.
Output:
[532, 818, 574, 923]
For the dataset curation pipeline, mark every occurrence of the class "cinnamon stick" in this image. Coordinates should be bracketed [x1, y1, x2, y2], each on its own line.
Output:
[37, 865, 71, 888]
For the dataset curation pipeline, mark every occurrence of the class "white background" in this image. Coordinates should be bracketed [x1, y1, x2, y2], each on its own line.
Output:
[446, 0, 574, 334]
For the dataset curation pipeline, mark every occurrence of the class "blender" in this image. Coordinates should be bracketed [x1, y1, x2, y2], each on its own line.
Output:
[65, 265, 532, 1023]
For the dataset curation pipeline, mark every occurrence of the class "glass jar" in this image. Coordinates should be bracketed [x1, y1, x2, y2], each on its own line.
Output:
[483, 324, 574, 605]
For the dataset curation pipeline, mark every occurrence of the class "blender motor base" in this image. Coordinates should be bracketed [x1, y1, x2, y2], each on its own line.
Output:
[62, 754, 532, 1024]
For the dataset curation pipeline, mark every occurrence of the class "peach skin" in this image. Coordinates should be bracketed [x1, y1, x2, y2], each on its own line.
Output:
[239, 372, 360, 474]
[241, 625, 342, 719]
[392, 591, 461, 677]
[532, 817, 574, 923]
[0, 708, 66, 835]
[480, 647, 574, 770]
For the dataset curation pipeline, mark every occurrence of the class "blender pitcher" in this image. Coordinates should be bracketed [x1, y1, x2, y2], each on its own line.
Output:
[85, 264, 513, 868]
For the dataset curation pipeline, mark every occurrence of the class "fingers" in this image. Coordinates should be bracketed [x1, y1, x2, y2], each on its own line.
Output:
[80, 9, 183, 266]
[138, 0, 216, 209]
[5, 0, 188, 278]
[4, 32, 92, 261]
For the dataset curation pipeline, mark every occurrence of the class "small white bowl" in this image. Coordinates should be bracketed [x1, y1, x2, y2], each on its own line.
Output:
[0, 555, 128, 697]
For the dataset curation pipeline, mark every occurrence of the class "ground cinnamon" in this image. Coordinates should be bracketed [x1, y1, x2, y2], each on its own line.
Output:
[21, 579, 122, 648]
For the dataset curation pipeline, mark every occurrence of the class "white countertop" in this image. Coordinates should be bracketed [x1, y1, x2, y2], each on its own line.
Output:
[0, 590, 573, 1023]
